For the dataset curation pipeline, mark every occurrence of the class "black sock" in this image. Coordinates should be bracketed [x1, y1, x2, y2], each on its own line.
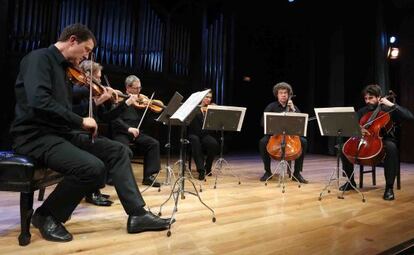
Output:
[386, 184, 394, 190]
[132, 207, 147, 216]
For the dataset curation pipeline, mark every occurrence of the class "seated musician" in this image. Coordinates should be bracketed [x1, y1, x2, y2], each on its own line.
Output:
[259, 82, 308, 183]
[340, 84, 413, 200]
[73, 60, 139, 206]
[111, 75, 162, 187]
[187, 90, 219, 180]
[10, 23, 171, 242]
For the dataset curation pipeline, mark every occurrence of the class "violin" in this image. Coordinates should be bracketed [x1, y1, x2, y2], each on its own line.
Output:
[342, 90, 396, 166]
[131, 93, 165, 113]
[266, 95, 302, 161]
[66, 66, 129, 102]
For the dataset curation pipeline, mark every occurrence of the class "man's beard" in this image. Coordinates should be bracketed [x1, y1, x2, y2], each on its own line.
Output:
[367, 103, 378, 110]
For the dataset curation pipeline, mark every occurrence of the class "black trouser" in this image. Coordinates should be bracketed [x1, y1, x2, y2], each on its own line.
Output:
[113, 133, 160, 179]
[14, 133, 145, 222]
[259, 135, 307, 174]
[188, 134, 219, 174]
[341, 138, 398, 188]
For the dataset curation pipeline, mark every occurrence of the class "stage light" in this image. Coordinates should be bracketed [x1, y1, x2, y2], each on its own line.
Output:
[288, 0, 295, 3]
[387, 47, 399, 59]
[389, 36, 396, 44]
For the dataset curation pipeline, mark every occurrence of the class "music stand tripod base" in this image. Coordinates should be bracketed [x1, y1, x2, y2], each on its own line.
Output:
[265, 159, 301, 193]
[202, 105, 246, 189]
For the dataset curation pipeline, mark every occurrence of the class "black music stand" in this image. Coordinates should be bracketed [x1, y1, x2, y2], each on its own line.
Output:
[157, 89, 215, 237]
[314, 107, 365, 202]
[264, 112, 308, 193]
[143, 92, 183, 192]
[202, 105, 246, 188]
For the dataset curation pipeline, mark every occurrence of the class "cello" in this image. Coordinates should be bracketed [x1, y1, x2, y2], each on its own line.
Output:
[342, 91, 396, 166]
[266, 95, 302, 161]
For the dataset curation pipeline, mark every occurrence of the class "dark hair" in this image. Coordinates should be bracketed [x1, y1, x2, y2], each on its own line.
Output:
[58, 23, 97, 46]
[273, 82, 293, 97]
[362, 84, 382, 97]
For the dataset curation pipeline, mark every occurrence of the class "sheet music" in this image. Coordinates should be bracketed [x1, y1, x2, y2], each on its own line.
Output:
[203, 105, 247, 132]
[170, 89, 210, 122]
[314, 107, 355, 136]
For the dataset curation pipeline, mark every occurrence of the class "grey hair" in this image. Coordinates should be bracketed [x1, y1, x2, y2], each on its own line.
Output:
[125, 75, 140, 87]
[79, 60, 102, 74]
[273, 82, 293, 97]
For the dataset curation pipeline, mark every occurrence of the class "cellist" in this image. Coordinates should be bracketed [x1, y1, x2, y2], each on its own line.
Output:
[259, 82, 308, 183]
[340, 84, 413, 200]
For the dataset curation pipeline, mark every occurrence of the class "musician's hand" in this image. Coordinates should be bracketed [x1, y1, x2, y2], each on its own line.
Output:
[128, 127, 140, 138]
[94, 87, 112, 106]
[287, 100, 296, 112]
[361, 127, 371, 136]
[82, 117, 98, 137]
[379, 97, 394, 107]
[125, 94, 139, 106]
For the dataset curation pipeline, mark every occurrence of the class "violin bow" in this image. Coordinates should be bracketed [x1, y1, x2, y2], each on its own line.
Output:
[136, 92, 155, 130]
[88, 53, 95, 143]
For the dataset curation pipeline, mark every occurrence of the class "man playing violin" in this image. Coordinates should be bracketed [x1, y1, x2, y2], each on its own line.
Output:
[73, 60, 140, 206]
[340, 84, 413, 200]
[112, 75, 162, 187]
[259, 82, 308, 183]
[10, 23, 171, 242]
[188, 90, 219, 180]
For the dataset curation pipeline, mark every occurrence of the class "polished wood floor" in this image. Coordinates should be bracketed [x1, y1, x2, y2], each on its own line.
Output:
[1, 154, 414, 255]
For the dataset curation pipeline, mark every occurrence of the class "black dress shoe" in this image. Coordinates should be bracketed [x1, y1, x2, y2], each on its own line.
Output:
[142, 175, 161, 187]
[127, 211, 172, 233]
[85, 192, 113, 206]
[198, 171, 205, 181]
[383, 188, 395, 201]
[339, 181, 357, 191]
[260, 172, 272, 182]
[292, 172, 309, 184]
[32, 210, 73, 242]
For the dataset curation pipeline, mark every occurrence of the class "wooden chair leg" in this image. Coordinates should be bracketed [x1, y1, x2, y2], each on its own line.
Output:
[359, 165, 364, 188]
[38, 188, 45, 201]
[19, 192, 34, 246]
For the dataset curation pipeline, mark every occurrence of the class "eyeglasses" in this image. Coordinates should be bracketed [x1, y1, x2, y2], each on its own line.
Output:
[129, 86, 142, 90]
[364, 96, 375, 100]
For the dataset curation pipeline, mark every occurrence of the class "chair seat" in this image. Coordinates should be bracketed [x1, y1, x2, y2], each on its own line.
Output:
[0, 151, 62, 192]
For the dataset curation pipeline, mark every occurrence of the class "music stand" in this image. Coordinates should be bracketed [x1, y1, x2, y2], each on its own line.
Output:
[142, 92, 183, 192]
[314, 107, 365, 202]
[157, 89, 216, 237]
[264, 112, 308, 193]
[202, 105, 246, 188]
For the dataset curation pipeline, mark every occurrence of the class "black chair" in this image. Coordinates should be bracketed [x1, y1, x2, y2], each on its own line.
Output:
[359, 161, 401, 190]
[0, 151, 63, 246]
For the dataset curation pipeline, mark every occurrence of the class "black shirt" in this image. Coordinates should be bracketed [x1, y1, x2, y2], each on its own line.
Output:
[10, 45, 83, 148]
[112, 106, 143, 136]
[261, 101, 301, 127]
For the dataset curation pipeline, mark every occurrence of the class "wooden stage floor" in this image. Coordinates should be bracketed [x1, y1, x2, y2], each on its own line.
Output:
[1, 154, 414, 254]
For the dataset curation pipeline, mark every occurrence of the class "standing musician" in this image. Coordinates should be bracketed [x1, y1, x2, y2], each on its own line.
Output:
[187, 90, 219, 180]
[74, 60, 139, 206]
[10, 23, 171, 242]
[259, 82, 308, 183]
[112, 75, 162, 187]
[340, 84, 413, 200]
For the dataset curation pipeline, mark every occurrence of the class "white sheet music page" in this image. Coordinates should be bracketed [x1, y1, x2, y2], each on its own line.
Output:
[170, 89, 211, 122]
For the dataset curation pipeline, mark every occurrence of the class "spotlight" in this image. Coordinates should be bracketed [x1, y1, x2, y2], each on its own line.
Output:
[387, 47, 399, 59]
[288, 0, 295, 2]
[389, 36, 396, 44]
